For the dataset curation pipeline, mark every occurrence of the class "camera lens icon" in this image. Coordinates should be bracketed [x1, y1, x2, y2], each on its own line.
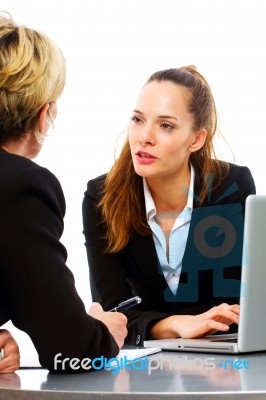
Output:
[193, 215, 236, 259]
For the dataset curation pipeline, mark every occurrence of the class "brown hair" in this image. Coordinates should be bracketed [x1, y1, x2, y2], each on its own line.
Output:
[100, 66, 229, 253]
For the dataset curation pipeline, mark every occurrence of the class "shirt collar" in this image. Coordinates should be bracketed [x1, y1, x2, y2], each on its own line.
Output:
[143, 165, 195, 222]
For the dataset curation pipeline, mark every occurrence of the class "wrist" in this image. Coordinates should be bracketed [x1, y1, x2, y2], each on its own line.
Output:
[149, 316, 181, 339]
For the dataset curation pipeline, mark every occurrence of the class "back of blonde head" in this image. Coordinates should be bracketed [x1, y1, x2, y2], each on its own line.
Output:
[0, 12, 66, 145]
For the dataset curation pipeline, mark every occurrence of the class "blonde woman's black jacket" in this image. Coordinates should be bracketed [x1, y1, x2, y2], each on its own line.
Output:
[0, 148, 118, 372]
[82, 162, 256, 346]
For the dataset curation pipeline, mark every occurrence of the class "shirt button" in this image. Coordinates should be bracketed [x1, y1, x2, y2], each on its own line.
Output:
[136, 334, 141, 345]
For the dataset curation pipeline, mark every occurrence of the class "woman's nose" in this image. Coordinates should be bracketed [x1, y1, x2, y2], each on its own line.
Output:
[139, 125, 155, 146]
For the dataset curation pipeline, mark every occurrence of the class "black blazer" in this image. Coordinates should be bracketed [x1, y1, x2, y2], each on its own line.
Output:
[0, 148, 118, 372]
[82, 163, 256, 346]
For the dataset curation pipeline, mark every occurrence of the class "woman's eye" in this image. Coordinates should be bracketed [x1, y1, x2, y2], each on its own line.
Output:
[160, 122, 174, 130]
[131, 115, 142, 123]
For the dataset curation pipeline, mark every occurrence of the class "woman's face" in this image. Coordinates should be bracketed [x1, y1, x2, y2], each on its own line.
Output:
[128, 81, 204, 181]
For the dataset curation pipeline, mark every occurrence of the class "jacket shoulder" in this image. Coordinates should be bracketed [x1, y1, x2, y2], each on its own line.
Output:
[212, 162, 255, 207]
[85, 173, 107, 199]
[224, 162, 255, 188]
[227, 162, 253, 176]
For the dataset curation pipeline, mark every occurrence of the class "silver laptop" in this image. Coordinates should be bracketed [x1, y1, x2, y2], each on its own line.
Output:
[144, 195, 266, 354]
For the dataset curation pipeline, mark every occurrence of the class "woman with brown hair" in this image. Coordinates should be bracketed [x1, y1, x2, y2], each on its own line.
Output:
[83, 66, 255, 345]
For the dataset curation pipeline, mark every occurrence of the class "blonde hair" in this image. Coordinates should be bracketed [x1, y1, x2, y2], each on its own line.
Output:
[0, 12, 66, 144]
[100, 66, 229, 253]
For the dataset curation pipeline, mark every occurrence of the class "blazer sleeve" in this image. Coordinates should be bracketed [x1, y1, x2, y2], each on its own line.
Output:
[0, 166, 119, 372]
[82, 177, 177, 345]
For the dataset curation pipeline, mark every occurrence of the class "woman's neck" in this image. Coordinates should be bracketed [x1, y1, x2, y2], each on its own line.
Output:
[146, 167, 191, 212]
[0, 134, 40, 159]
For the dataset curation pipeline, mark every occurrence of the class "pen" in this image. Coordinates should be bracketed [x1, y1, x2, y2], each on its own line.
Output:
[109, 296, 142, 312]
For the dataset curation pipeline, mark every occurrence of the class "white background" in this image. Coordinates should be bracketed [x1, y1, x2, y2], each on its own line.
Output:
[1, 0, 266, 362]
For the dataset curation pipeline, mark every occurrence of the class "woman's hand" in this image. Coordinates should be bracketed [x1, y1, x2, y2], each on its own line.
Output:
[0, 329, 20, 373]
[88, 302, 128, 349]
[150, 303, 240, 339]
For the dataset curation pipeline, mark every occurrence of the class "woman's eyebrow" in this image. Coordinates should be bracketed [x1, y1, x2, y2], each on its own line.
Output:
[132, 109, 144, 115]
[132, 109, 179, 121]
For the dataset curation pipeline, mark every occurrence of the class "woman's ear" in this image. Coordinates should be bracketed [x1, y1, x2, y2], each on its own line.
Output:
[189, 129, 207, 153]
[38, 103, 50, 134]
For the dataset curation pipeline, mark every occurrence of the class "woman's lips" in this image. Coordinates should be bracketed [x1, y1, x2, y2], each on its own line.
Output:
[135, 151, 158, 164]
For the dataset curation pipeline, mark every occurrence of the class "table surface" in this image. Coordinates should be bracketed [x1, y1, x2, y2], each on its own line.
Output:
[1, 347, 266, 400]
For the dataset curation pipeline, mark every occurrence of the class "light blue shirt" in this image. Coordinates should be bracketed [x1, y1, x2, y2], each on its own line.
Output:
[143, 166, 195, 295]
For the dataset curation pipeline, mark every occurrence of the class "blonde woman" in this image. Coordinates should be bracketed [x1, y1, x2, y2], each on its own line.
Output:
[0, 12, 127, 373]
[83, 66, 255, 346]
